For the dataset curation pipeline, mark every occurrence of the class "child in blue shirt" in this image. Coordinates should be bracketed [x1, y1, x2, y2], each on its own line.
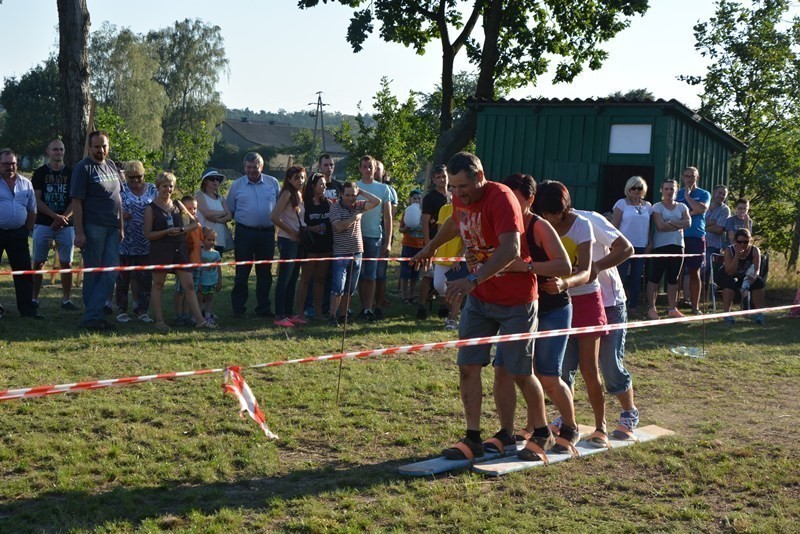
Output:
[199, 227, 223, 324]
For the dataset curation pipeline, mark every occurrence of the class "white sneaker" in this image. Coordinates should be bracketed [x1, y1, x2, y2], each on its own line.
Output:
[138, 313, 154, 323]
[116, 313, 131, 323]
[444, 319, 458, 330]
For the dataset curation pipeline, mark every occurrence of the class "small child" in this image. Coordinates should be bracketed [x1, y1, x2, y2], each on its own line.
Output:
[399, 189, 424, 304]
[199, 227, 222, 324]
[174, 195, 204, 325]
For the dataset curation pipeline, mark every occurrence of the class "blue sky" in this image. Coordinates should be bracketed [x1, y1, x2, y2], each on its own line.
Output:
[2, 0, 722, 115]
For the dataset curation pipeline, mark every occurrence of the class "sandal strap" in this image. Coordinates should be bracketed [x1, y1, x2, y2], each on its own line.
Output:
[483, 437, 506, 453]
[554, 436, 580, 458]
[613, 425, 639, 442]
[451, 441, 475, 460]
[588, 430, 612, 449]
[522, 440, 549, 464]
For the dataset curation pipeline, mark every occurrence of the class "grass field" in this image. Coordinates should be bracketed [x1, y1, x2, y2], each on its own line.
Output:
[1, 264, 799, 532]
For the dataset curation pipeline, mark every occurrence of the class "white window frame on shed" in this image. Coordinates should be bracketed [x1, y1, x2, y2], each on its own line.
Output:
[608, 124, 652, 154]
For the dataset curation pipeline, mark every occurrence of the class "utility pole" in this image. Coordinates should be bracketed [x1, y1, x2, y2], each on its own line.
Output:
[308, 92, 329, 163]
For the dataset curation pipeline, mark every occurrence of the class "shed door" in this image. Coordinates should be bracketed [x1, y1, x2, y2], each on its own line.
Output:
[600, 165, 655, 213]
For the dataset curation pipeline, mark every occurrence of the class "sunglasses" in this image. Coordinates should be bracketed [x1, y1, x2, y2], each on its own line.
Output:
[629, 186, 643, 191]
[736, 240, 749, 244]
[127, 174, 143, 180]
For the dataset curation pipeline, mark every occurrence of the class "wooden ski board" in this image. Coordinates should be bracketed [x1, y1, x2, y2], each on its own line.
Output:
[472, 425, 675, 477]
[399, 443, 524, 477]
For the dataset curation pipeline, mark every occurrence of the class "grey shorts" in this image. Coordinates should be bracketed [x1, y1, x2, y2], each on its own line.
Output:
[457, 295, 537, 376]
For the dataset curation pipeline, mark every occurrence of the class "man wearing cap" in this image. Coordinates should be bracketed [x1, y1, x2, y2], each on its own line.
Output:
[31, 139, 76, 311]
[226, 152, 280, 318]
[0, 148, 44, 319]
[196, 168, 232, 254]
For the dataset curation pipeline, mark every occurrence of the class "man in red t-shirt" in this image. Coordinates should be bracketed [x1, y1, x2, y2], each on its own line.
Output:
[413, 152, 553, 461]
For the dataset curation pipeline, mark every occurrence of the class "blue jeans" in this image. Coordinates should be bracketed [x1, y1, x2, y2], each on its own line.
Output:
[562, 302, 631, 395]
[533, 303, 572, 376]
[275, 237, 300, 316]
[231, 224, 275, 315]
[617, 247, 646, 308]
[361, 236, 385, 281]
[331, 253, 362, 296]
[81, 224, 120, 323]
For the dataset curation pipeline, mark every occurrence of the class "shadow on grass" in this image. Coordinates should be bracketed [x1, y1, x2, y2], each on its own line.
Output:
[0, 457, 427, 531]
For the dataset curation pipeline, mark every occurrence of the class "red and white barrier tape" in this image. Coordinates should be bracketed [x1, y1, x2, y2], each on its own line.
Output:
[0, 253, 701, 277]
[1, 304, 795, 403]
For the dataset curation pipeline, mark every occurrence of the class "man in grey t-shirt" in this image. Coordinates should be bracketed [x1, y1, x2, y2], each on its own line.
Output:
[70, 130, 123, 330]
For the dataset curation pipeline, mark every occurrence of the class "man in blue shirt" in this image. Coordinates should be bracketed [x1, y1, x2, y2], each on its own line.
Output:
[226, 152, 280, 318]
[70, 130, 124, 330]
[0, 148, 44, 319]
[676, 166, 710, 315]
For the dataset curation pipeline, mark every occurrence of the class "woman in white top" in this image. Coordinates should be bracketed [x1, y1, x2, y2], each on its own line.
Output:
[611, 176, 651, 312]
[270, 165, 307, 327]
[195, 168, 233, 253]
[646, 179, 691, 320]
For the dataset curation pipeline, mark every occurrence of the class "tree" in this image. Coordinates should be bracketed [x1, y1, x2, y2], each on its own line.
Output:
[334, 77, 437, 201]
[607, 88, 655, 100]
[0, 58, 60, 159]
[94, 105, 160, 174]
[57, 0, 91, 168]
[146, 18, 228, 166]
[89, 23, 167, 150]
[681, 0, 800, 263]
[299, 0, 648, 164]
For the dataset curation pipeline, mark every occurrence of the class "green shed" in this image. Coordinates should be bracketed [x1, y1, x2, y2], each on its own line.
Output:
[471, 98, 747, 212]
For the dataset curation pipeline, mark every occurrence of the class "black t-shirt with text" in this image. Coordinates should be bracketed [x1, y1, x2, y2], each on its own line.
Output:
[31, 164, 73, 226]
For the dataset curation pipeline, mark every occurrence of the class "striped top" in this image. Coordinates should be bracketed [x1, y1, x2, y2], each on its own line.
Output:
[330, 200, 367, 255]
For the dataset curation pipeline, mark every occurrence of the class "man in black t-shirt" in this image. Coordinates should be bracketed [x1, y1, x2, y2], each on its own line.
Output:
[417, 164, 449, 319]
[319, 153, 343, 202]
[31, 139, 78, 311]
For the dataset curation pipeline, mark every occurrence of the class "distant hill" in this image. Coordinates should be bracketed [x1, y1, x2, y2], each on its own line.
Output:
[225, 108, 375, 130]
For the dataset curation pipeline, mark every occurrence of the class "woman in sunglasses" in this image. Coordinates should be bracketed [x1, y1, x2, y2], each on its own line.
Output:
[611, 176, 651, 314]
[195, 168, 233, 254]
[717, 228, 765, 324]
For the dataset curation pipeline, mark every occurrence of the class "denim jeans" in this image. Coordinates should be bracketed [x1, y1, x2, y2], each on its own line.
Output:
[81, 223, 120, 323]
[331, 253, 362, 296]
[617, 247, 646, 308]
[275, 237, 300, 316]
[361, 236, 383, 280]
[533, 303, 572, 376]
[562, 302, 631, 395]
[231, 224, 275, 315]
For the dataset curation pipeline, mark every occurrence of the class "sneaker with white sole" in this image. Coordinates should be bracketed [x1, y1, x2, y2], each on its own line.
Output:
[612, 408, 640, 441]
[138, 313, 154, 323]
[444, 318, 458, 330]
[116, 313, 131, 323]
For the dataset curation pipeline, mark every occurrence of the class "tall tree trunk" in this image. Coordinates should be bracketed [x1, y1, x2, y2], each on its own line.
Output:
[432, 0, 502, 166]
[789, 205, 800, 270]
[57, 0, 91, 167]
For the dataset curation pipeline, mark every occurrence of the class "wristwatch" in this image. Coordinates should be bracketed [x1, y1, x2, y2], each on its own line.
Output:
[466, 273, 479, 286]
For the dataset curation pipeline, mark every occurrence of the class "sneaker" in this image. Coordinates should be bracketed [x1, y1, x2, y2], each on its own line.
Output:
[416, 307, 428, 320]
[691, 308, 703, 316]
[548, 416, 564, 437]
[116, 313, 131, 323]
[483, 429, 516, 454]
[138, 313, 154, 323]
[667, 308, 685, 318]
[287, 315, 308, 325]
[274, 317, 295, 328]
[327, 316, 340, 327]
[360, 309, 376, 322]
[552, 424, 580, 453]
[753, 313, 765, 325]
[373, 308, 384, 320]
[677, 298, 691, 309]
[612, 409, 640, 440]
[196, 320, 217, 329]
[723, 316, 735, 325]
[32, 299, 39, 309]
[646, 308, 660, 320]
[444, 318, 458, 330]
[61, 300, 79, 311]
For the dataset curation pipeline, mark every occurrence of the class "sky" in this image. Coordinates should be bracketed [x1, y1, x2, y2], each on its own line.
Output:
[2, 0, 722, 116]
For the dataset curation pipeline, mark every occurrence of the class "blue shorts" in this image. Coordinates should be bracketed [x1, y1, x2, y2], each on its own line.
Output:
[683, 237, 705, 271]
[32, 225, 75, 264]
[459, 295, 537, 376]
[533, 303, 572, 376]
[361, 236, 387, 281]
[400, 245, 422, 280]
[331, 253, 362, 296]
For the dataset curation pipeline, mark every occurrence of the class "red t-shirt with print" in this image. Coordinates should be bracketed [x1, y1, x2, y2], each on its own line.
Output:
[451, 181, 537, 306]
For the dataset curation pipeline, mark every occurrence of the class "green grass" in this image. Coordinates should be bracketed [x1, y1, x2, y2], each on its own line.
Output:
[1, 265, 799, 532]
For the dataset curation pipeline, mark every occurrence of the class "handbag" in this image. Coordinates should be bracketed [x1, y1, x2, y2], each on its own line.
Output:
[296, 212, 315, 249]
